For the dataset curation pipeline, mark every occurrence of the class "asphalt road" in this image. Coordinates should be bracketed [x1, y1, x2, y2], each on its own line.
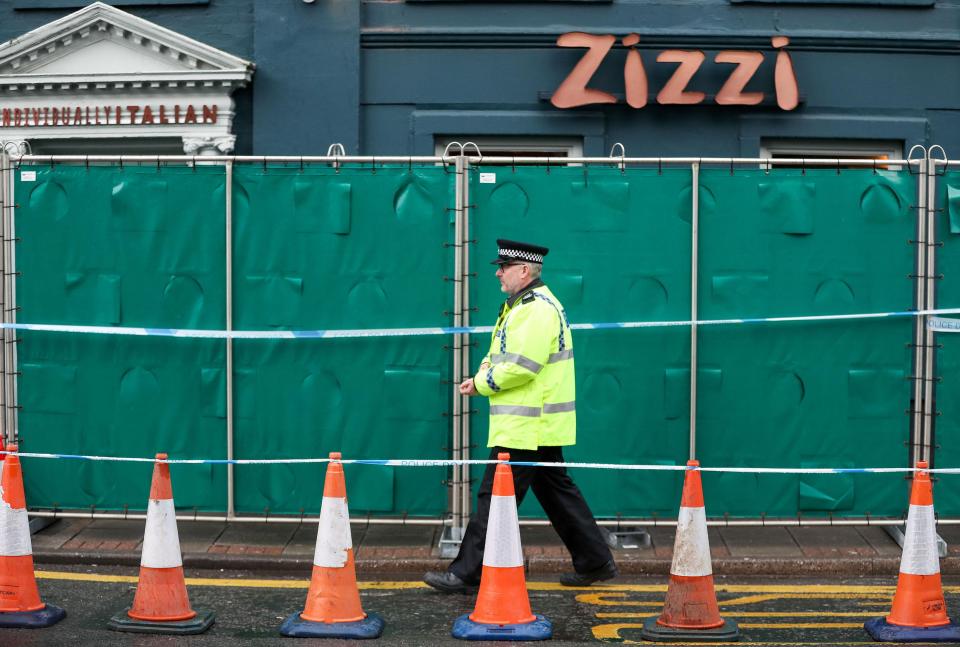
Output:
[4, 566, 959, 646]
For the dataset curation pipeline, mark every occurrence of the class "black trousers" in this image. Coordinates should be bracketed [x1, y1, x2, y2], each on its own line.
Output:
[449, 446, 613, 584]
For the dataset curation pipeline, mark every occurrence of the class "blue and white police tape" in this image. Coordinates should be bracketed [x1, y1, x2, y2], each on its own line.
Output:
[3, 307, 960, 340]
[0, 450, 958, 474]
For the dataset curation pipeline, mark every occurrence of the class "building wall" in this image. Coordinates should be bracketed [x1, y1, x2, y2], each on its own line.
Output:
[0, 0, 957, 157]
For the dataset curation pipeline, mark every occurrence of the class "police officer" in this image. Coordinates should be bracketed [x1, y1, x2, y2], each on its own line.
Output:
[424, 239, 617, 593]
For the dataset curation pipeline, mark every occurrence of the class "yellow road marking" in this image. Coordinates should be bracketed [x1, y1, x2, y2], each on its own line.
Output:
[568, 583, 909, 594]
[591, 623, 888, 644]
[35, 571, 426, 590]
[718, 593, 890, 605]
[739, 623, 864, 629]
[37, 571, 139, 584]
[577, 591, 894, 607]
[595, 611, 878, 618]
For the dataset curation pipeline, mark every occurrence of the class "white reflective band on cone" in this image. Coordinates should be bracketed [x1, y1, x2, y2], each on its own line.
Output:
[313, 496, 353, 568]
[900, 504, 940, 576]
[482, 494, 523, 568]
[669, 506, 712, 577]
[141, 498, 183, 568]
[0, 489, 31, 557]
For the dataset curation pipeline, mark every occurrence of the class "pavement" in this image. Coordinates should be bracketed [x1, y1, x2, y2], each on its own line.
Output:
[28, 515, 960, 577]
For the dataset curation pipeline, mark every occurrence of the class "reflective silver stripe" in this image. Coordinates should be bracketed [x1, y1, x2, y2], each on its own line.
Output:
[490, 405, 542, 417]
[548, 349, 574, 363]
[543, 401, 576, 414]
[490, 353, 543, 374]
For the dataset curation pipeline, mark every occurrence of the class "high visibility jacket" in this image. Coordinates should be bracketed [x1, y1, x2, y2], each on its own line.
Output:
[474, 280, 576, 450]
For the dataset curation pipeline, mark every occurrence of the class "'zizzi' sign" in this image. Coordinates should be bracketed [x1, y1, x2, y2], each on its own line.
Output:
[1, 103, 219, 128]
[551, 33, 799, 111]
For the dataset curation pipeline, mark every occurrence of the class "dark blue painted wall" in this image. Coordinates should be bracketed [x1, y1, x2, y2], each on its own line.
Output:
[0, 0, 957, 157]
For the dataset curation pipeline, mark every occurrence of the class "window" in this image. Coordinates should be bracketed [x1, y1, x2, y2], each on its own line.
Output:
[434, 136, 583, 162]
[27, 137, 186, 155]
[760, 138, 903, 170]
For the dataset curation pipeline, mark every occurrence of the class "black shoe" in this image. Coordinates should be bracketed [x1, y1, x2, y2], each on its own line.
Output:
[559, 560, 618, 587]
[423, 571, 478, 594]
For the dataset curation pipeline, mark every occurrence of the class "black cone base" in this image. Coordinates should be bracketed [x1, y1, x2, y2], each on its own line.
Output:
[641, 616, 740, 642]
[108, 608, 215, 635]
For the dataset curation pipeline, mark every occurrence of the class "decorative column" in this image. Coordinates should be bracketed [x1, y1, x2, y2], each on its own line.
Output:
[182, 136, 236, 156]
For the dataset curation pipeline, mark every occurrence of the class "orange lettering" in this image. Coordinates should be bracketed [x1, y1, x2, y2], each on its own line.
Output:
[141, 105, 154, 124]
[622, 34, 648, 109]
[772, 36, 799, 111]
[656, 50, 706, 105]
[714, 51, 764, 105]
[184, 105, 197, 124]
[202, 105, 217, 124]
[550, 32, 617, 108]
[1, 109, 9, 127]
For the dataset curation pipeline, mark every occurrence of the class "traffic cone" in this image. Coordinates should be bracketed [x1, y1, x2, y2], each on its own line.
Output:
[642, 460, 739, 642]
[108, 453, 214, 635]
[279, 452, 384, 638]
[451, 452, 552, 641]
[0, 443, 66, 628]
[865, 460, 960, 642]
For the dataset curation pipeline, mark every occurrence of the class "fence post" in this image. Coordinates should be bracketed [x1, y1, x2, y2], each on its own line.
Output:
[689, 162, 700, 461]
[460, 155, 472, 531]
[922, 147, 945, 467]
[0, 143, 20, 447]
[225, 160, 235, 519]
[440, 152, 467, 557]
[909, 150, 928, 468]
[0, 148, 8, 446]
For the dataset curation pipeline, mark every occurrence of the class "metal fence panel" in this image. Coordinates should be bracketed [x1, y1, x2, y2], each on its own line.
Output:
[468, 166, 693, 517]
[696, 168, 915, 518]
[468, 165, 915, 518]
[230, 164, 453, 515]
[15, 162, 455, 516]
[935, 168, 960, 514]
[15, 164, 228, 510]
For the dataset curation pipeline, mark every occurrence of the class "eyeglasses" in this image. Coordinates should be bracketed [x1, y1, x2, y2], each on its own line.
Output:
[499, 262, 524, 269]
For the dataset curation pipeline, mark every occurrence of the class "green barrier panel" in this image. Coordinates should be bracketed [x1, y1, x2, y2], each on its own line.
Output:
[230, 164, 453, 515]
[935, 170, 960, 514]
[16, 164, 228, 511]
[697, 168, 914, 518]
[468, 166, 693, 517]
[468, 166, 915, 518]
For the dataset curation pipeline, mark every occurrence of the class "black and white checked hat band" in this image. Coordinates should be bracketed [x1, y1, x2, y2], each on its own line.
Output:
[492, 239, 550, 265]
[498, 247, 544, 264]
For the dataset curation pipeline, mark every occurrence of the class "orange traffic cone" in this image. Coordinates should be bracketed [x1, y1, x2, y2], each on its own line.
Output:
[451, 452, 551, 641]
[865, 460, 960, 642]
[108, 453, 214, 635]
[0, 443, 65, 628]
[279, 452, 384, 638]
[642, 460, 739, 642]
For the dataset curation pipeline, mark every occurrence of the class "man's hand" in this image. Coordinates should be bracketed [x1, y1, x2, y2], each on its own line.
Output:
[459, 378, 479, 396]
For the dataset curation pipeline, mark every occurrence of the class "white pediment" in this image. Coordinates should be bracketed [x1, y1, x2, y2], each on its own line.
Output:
[29, 38, 186, 75]
[0, 2, 252, 83]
